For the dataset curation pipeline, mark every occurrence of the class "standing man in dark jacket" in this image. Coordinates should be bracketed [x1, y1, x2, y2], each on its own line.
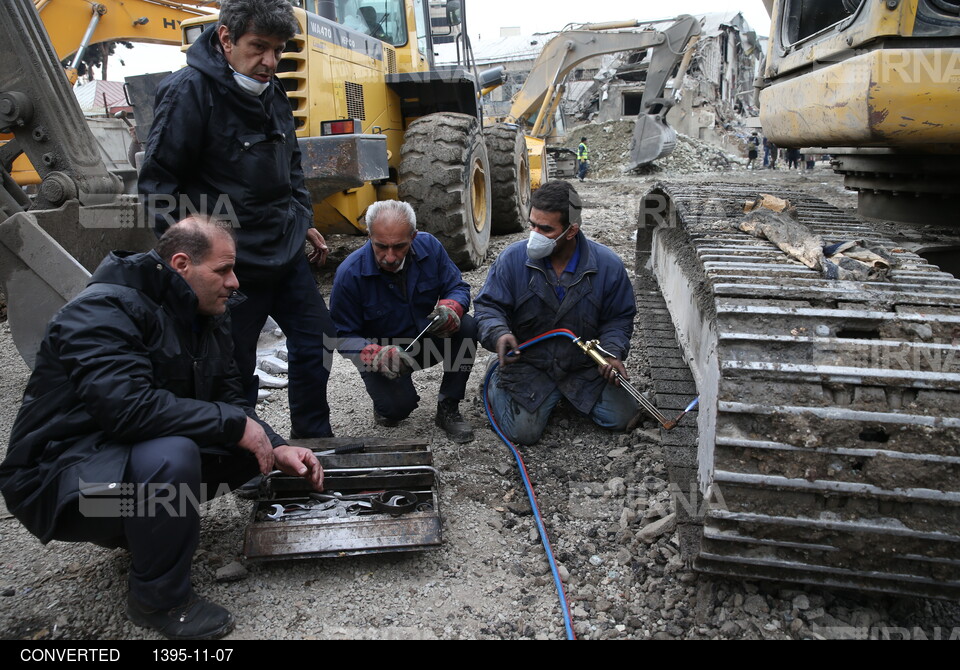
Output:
[330, 201, 477, 443]
[138, 0, 336, 439]
[0, 218, 323, 640]
[747, 132, 760, 170]
[474, 181, 637, 445]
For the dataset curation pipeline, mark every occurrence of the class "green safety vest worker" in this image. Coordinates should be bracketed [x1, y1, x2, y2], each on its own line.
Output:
[577, 142, 589, 161]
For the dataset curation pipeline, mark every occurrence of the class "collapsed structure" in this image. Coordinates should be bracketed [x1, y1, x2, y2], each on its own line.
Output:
[453, 12, 765, 159]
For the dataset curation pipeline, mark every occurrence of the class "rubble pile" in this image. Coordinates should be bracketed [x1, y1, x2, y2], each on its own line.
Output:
[561, 120, 745, 179]
[643, 132, 743, 176]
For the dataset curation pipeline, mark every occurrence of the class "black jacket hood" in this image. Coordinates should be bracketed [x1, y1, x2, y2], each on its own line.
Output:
[186, 25, 233, 85]
[89, 249, 199, 324]
[185, 26, 285, 109]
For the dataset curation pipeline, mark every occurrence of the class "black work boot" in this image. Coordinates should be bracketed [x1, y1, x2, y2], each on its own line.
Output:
[435, 398, 474, 443]
[374, 412, 400, 427]
[127, 591, 234, 640]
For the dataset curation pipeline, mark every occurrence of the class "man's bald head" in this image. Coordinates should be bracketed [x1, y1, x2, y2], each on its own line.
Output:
[159, 217, 240, 316]
[156, 216, 236, 264]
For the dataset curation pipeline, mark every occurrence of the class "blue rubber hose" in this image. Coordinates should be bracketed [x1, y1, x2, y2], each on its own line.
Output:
[482, 328, 579, 640]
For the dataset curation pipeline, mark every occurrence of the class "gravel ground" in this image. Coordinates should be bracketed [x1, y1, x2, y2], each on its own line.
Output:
[2, 166, 959, 640]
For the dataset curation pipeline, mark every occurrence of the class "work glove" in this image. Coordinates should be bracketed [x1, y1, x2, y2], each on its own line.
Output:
[426, 299, 464, 338]
[360, 343, 414, 380]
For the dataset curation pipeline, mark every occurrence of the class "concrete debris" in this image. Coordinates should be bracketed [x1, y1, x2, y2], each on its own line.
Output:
[605, 477, 626, 494]
[258, 355, 289, 375]
[214, 561, 248, 583]
[638, 512, 677, 543]
[549, 13, 763, 164]
[564, 120, 743, 180]
[743, 594, 769, 616]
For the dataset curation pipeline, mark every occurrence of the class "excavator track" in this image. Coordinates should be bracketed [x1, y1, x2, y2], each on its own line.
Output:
[636, 181, 960, 600]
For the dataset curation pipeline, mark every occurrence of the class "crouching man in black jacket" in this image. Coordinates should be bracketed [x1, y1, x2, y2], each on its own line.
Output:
[0, 217, 323, 640]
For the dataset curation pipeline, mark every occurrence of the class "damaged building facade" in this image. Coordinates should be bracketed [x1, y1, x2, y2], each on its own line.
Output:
[661, 13, 765, 152]
[454, 12, 764, 154]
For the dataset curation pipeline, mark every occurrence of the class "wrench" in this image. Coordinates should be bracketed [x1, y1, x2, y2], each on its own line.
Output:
[265, 501, 336, 520]
[265, 499, 368, 521]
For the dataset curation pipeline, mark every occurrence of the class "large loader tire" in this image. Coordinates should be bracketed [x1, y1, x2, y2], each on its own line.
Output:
[399, 113, 491, 270]
[487, 123, 530, 235]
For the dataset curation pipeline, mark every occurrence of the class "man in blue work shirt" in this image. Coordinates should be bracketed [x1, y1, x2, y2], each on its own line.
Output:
[474, 180, 636, 445]
[330, 201, 477, 443]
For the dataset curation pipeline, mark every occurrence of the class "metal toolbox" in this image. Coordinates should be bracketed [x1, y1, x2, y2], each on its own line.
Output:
[243, 437, 442, 561]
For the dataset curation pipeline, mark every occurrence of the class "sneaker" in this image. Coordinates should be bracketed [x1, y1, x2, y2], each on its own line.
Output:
[435, 398, 474, 443]
[127, 591, 234, 640]
[374, 412, 400, 427]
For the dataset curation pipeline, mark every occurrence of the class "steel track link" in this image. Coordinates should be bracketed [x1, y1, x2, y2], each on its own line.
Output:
[636, 181, 960, 599]
[634, 278, 702, 562]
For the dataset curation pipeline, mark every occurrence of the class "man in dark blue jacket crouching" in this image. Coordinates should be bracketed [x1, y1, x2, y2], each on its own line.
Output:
[330, 201, 477, 443]
[475, 181, 637, 445]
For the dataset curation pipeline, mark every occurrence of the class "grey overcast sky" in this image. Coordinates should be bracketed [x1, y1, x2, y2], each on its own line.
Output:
[105, 1, 771, 81]
[467, 1, 771, 41]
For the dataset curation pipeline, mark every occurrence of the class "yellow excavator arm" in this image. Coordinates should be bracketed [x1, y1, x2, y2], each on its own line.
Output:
[7, 1, 215, 184]
[35, 0, 215, 82]
[502, 14, 700, 186]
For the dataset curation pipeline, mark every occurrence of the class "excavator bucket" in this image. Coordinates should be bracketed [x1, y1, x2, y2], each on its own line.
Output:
[0, 200, 154, 367]
[0, 0, 156, 366]
[0, 213, 90, 368]
[625, 14, 701, 170]
[628, 112, 677, 168]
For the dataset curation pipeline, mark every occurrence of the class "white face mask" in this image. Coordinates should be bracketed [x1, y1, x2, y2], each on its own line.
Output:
[527, 228, 567, 260]
[232, 70, 270, 96]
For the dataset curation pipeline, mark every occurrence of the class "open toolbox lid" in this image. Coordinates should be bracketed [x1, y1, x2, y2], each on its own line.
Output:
[243, 437, 442, 561]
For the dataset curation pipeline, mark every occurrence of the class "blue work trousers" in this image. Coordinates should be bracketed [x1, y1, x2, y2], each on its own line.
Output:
[486, 368, 636, 445]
